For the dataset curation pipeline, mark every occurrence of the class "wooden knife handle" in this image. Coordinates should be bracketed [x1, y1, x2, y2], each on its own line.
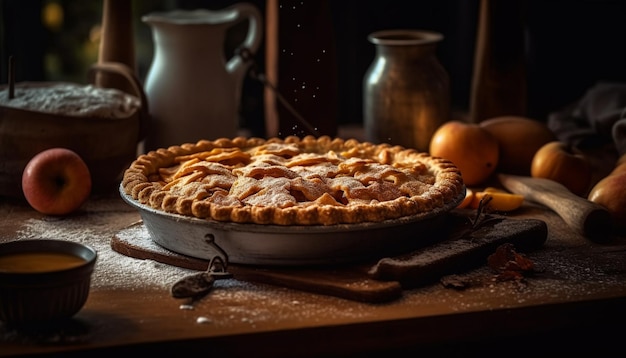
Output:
[498, 174, 612, 242]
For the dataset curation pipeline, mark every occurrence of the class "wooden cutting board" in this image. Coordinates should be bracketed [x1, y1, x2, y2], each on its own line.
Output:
[111, 212, 548, 303]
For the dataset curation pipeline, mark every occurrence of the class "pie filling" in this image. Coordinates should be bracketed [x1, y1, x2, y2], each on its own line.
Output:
[122, 135, 464, 226]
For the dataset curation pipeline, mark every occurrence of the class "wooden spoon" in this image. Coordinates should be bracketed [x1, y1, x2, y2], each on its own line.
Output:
[498, 174, 612, 242]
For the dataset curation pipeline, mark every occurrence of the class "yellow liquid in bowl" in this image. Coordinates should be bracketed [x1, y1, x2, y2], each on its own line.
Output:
[0, 252, 87, 273]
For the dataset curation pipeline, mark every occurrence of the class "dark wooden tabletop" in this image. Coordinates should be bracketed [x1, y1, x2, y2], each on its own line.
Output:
[1, 189, 625, 357]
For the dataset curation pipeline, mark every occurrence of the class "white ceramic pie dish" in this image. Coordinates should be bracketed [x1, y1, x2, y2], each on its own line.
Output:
[119, 184, 465, 266]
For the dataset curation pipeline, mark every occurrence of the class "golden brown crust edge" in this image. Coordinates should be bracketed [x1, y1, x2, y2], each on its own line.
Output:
[121, 135, 464, 226]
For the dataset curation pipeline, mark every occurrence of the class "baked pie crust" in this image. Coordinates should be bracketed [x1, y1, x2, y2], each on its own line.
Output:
[121, 135, 464, 226]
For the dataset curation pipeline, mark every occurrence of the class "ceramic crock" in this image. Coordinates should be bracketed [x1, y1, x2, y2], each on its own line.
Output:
[363, 29, 450, 152]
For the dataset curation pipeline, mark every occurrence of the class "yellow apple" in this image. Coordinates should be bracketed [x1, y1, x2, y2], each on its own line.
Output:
[21, 148, 92, 215]
[530, 141, 592, 196]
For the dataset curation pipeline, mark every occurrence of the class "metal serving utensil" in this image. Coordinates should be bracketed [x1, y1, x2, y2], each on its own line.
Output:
[170, 235, 232, 299]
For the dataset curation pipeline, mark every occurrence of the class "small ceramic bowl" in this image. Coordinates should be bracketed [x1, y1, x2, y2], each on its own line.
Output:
[0, 239, 97, 327]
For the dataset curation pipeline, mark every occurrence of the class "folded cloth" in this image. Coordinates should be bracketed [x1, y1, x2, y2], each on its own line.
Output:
[548, 81, 626, 155]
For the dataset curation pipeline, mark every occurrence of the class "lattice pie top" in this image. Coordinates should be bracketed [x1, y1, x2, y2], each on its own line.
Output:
[121, 136, 464, 226]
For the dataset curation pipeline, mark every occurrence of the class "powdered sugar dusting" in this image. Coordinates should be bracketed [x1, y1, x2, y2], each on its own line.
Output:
[8, 196, 626, 328]
[9, 199, 373, 324]
[16, 216, 193, 290]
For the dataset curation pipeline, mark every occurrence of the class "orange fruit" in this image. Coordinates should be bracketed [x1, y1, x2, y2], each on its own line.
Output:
[456, 187, 474, 209]
[470, 191, 524, 212]
[429, 120, 499, 186]
[479, 116, 556, 176]
[483, 186, 507, 193]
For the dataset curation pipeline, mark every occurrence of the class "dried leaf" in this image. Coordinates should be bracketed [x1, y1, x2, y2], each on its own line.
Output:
[487, 243, 535, 282]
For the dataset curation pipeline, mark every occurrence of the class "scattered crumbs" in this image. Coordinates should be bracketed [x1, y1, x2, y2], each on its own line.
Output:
[196, 317, 211, 324]
[440, 275, 472, 290]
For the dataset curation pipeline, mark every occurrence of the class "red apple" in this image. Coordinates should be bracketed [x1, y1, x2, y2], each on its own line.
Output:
[21, 148, 92, 215]
[530, 141, 592, 196]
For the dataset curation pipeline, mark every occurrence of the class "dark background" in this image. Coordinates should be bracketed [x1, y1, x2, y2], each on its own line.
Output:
[1, 0, 625, 137]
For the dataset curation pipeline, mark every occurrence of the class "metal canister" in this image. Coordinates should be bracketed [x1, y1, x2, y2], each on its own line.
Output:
[363, 29, 450, 152]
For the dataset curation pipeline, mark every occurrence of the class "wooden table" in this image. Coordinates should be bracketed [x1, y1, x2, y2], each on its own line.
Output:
[1, 189, 626, 357]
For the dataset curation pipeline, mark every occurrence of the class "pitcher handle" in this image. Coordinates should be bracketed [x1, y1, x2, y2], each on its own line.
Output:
[87, 62, 150, 143]
[225, 2, 263, 75]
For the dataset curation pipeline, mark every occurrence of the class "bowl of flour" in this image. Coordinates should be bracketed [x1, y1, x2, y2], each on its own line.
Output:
[0, 66, 148, 198]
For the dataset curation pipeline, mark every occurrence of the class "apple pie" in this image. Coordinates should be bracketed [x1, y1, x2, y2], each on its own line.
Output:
[121, 135, 464, 226]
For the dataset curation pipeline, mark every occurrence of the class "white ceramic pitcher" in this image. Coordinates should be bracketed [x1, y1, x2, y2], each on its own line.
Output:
[142, 3, 263, 150]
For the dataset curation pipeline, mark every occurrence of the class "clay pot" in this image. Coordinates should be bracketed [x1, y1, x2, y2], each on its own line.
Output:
[0, 62, 148, 197]
[363, 29, 450, 152]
